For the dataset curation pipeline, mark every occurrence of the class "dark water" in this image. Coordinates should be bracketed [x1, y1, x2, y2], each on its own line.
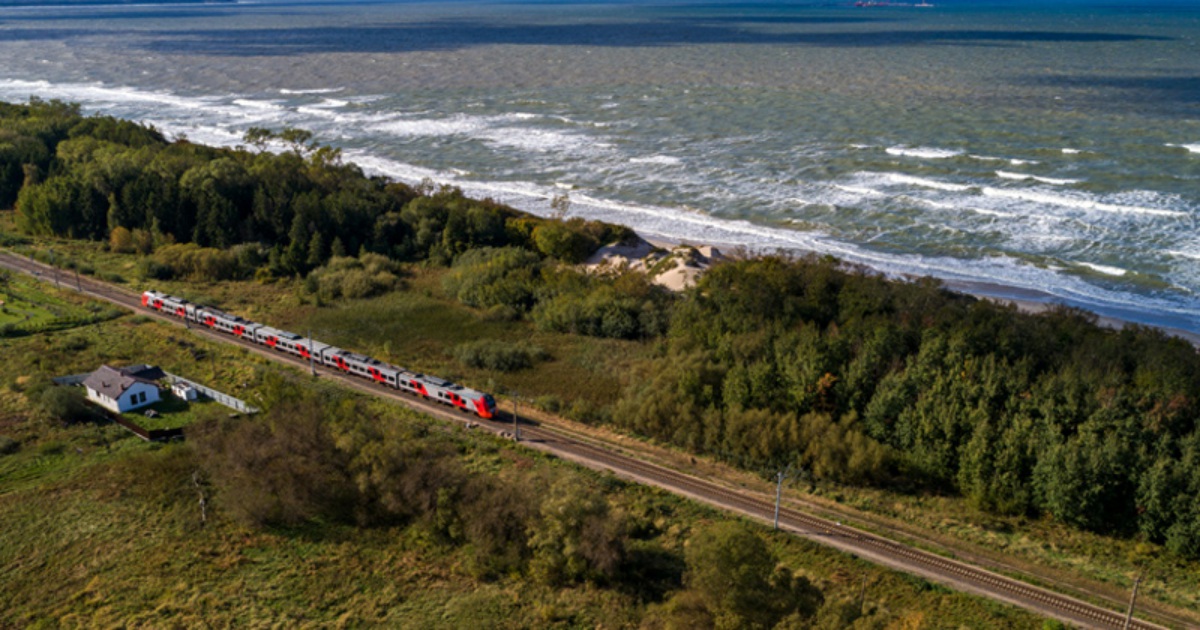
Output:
[1, 0, 1198, 331]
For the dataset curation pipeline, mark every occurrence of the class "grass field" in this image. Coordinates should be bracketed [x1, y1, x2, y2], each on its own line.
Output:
[0, 270, 120, 336]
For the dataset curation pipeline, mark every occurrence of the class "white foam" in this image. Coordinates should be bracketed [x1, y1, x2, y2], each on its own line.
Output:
[967, 207, 1016, 218]
[996, 171, 1081, 186]
[884, 173, 972, 192]
[1077, 262, 1128, 277]
[232, 98, 284, 111]
[971, 155, 1041, 165]
[369, 115, 489, 137]
[279, 88, 344, 95]
[482, 126, 604, 153]
[295, 106, 340, 118]
[1166, 249, 1200, 261]
[979, 187, 1186, 218]
[630, 155, 682, 166]
[1177, 144, 1200, 154]
[1062, 148, 1082, 154]
[835, 185, 885, 197]
[886, 146, 963, 159]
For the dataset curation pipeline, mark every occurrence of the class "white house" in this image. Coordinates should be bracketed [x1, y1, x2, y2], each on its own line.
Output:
[83, 365, 162, 414]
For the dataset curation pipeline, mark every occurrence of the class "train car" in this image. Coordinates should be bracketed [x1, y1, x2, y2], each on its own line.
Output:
[252, 325, 290, 349]
[141, 289, 167, 312]
[194, 306, 261, 339]
[322, 348, 402, 387]
[274, 331, 328, 361]
[419, 375, 496, 419]
[142, 290, 192, 319]
[141, 289, 497, 419]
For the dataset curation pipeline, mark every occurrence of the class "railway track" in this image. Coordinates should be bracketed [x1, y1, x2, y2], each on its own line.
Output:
[0, 250, 1181, 630]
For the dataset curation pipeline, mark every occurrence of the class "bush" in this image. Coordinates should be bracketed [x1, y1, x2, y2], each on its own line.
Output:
[532, 222, 595, 263]
[189, 400, 355, 527]
[0, 436, 19, 455]
[306, 253, 401, 301]
[109, 226, 134, 253]
[137, 258, 174, 281]
[153, 243, 245, 281]
[39, 386, 97, 424]
[452, 339, 548, 372]
[443, 246, 542, 313]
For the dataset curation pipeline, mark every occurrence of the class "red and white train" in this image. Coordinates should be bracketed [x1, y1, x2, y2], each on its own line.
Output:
[141, 289, 497, 419]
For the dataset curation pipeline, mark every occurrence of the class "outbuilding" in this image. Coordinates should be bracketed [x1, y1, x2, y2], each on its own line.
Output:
[172, 381, 199, 401]
[82, 365, 162, 414]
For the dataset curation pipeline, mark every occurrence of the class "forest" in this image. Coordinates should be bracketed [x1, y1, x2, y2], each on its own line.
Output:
[2, 97, 1198, 561]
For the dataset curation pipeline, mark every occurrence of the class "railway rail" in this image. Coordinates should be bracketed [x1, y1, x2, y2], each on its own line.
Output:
[0, 249, 1182, 630]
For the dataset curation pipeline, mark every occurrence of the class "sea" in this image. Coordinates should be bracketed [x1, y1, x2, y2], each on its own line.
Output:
[1, 0, 1198, 333]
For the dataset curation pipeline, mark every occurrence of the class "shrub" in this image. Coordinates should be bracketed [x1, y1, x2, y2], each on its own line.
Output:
[137, 258, 174, 281]
[0, 436, 18, 455]
[443, 246, 542, 313]
[188, 400, 355, 527]
[306, 253, 401, 301]
[153, 243, 244, 281]
[39, 386, 96, 424]
[532, 222, 595, 263]
[452, 339, 548, 372]
[109, 226, 134, 253]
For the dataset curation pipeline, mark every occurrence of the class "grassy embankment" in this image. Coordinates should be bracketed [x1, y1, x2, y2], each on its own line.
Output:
[0, 272, 1045, 628]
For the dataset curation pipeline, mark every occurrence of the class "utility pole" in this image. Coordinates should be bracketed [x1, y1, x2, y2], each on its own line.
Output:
[773, 464, 793, 531]
[512, 397, 520, 442]
[48, 249, 59, 288]
[1123, 572, 1142, 630]
[859, 574, 868, 616]
[308, 329, 316, 376]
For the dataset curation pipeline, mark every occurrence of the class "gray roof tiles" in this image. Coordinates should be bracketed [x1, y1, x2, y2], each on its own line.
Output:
[82, 365, 162, 399]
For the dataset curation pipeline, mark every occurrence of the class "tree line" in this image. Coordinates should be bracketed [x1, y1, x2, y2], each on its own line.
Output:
[613, 255, 1200, 558]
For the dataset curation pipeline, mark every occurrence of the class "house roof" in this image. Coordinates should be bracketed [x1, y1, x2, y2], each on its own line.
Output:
[120, 364, 166, 381]
[82, 365, 161, 399]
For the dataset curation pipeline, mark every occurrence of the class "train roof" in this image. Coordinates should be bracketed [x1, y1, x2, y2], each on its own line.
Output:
[254, 326, 293, 338]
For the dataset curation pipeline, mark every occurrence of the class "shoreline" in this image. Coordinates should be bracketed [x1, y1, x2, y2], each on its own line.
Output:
[633, 233, 1200, 349]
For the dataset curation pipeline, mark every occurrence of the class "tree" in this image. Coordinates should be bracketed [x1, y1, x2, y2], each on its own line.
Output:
[681, 522, 782, 630]
[109, 226, 134, 253]
[189, 399, 354, 527]
[527, 476, 625, 586]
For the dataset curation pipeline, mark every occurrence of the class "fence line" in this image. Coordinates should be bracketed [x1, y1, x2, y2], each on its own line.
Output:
[161, 371, 259, 414]
[52, 373, 90, 386]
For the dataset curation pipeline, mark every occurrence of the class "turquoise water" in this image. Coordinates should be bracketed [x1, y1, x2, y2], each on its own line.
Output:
[1, 0, 1198, 330]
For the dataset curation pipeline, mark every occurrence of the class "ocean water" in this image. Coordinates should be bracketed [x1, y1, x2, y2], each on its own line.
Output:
[1, 0, 1198, 332]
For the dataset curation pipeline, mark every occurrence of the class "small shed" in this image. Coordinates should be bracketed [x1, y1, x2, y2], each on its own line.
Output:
[83, 365, 161, 414]
[172, 382, 199, 402]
